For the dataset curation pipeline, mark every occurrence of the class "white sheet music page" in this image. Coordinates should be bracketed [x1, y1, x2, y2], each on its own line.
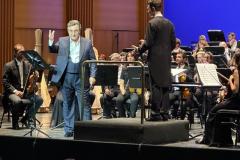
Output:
[196, 63, 221, 87]
[171, 68, 187, 77]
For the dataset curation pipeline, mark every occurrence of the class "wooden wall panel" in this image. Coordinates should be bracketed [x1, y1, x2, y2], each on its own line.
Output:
[0, 0, 14, 93]
[94, 30, 139, 57]
[93, 0, 138, 31]
[92, 0, 139, 56]
[66, 0, 93, 35]
[15, 0, 66, 29]
[94, 30, 113, 57]
[14, 0, 66, 66]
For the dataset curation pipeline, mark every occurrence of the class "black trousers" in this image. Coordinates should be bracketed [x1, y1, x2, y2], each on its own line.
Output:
[150, 83, 170, 115]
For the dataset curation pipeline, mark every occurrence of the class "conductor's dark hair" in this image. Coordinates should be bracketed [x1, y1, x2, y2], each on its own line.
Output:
[148, 0, 162, 11]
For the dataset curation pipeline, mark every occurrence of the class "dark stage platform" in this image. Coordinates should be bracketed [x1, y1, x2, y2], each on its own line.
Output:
[0, 108, 240, 160]
[74, 118, 189, 144]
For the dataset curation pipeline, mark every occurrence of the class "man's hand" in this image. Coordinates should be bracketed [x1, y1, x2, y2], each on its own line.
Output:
[15, 90, 24, 98]
[131, 45, 139, 55]
[89, 77, 96, 86]
[49, 30, 55, 41]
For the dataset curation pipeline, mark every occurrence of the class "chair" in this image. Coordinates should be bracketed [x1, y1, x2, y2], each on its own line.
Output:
[0, 94, 33, 129]
[215, 109, 240, 147]
[0, 95, 12, 128]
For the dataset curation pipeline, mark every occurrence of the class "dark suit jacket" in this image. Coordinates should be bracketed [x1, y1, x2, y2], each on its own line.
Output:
[139, 16, 176, 87]
[2, 59, 31, 96]
[49, 36, 97, 87]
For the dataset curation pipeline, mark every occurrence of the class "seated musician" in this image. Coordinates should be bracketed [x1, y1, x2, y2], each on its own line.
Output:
[171, 38, 184, 61]
[192, 35, 209, 57]
[169, 50, 193, 119]
[2, 43, 43, 129]
[100, 53, 121, 118]
[196, 52, 240, 146]
[227, 32, 238, 55]
[115, 51, 139, 118]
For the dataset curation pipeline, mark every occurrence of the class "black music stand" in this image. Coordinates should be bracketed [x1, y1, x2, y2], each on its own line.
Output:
[122, 48, 134, 52]
[205, 46, 228, 68]
[207, 30, 226, 42]
[217, 68, 231, 84]
[95, 65, 118, 119]
[127, 66, 150, 119]
[127, 66, 149, 89]
[187, 55, 196, 69]
[180, 46, 192, 51]
[95, 64, 118, 86]
[22, 50, 51, 138]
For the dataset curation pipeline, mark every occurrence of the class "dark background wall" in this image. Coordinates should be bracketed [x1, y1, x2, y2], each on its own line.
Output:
[164, 0, 240, 46]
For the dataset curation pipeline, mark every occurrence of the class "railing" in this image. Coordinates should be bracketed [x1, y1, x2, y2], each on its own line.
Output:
[81, 60, 146, 124]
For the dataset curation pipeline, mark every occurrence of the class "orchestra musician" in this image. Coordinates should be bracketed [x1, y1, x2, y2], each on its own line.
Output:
[115, 51, 140, 118]
[196, 52, 240, 146]
[227, 32, 238, 55]
[169, 50, 193, 119]
[132, 0, 176, 121]
[2, 43, 43, 129]
[100, 53, 121, 118]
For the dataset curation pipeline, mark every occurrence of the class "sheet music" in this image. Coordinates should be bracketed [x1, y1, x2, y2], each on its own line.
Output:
[196, 63, 221, 87]
[171, 68, 187, 77]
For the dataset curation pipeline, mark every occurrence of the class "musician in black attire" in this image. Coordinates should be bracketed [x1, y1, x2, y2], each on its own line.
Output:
[134, 0, 176, 121]
[196, 52, 240, 146]
[2, 43, 43, 129]
[170, 51, 193, 119]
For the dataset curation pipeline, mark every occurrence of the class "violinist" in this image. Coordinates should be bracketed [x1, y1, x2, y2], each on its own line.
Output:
[169, 50, 193, 119]
[2, 43, 43, 130]
[196, 52, 240, 146]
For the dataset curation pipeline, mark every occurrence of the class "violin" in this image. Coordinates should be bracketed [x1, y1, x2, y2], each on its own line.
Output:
[217, 71, 233, 101]
[26, 71, 39, 94]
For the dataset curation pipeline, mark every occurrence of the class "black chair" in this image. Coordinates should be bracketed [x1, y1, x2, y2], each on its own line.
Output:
[0, 95, 12, 128]
[0, 95, 34, 129]
[215, 109, 240, 147]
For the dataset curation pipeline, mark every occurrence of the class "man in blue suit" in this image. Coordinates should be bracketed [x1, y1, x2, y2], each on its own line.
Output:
[48, 20, 97, 137]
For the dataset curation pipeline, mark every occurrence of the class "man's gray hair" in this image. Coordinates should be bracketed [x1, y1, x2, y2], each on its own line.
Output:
[67, 20, 81, 29]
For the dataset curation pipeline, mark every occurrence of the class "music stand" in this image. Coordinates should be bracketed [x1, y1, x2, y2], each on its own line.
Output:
[95, 64, 118, 86]
[217, 68, 231, 85]
[207, 30, 226, 42]
[95, 64, 118, 119]
[22, 50, 50, 138]
[187, 55, 196, 69]
[122, 48, 134, 52]
[204, 46, 224, 55]
[205, 46, 228, 68]
[127, 66, 149, 89]
[180, 46, 192, 51]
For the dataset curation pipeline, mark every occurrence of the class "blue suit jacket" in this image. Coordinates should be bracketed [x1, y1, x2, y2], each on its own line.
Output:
[49, 36, 97, 87]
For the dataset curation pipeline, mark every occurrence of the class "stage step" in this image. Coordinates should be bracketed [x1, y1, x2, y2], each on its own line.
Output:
[74, 118, 189, 144]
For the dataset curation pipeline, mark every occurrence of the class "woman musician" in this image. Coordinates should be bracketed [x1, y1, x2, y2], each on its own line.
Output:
[196, 52, 240, 146]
